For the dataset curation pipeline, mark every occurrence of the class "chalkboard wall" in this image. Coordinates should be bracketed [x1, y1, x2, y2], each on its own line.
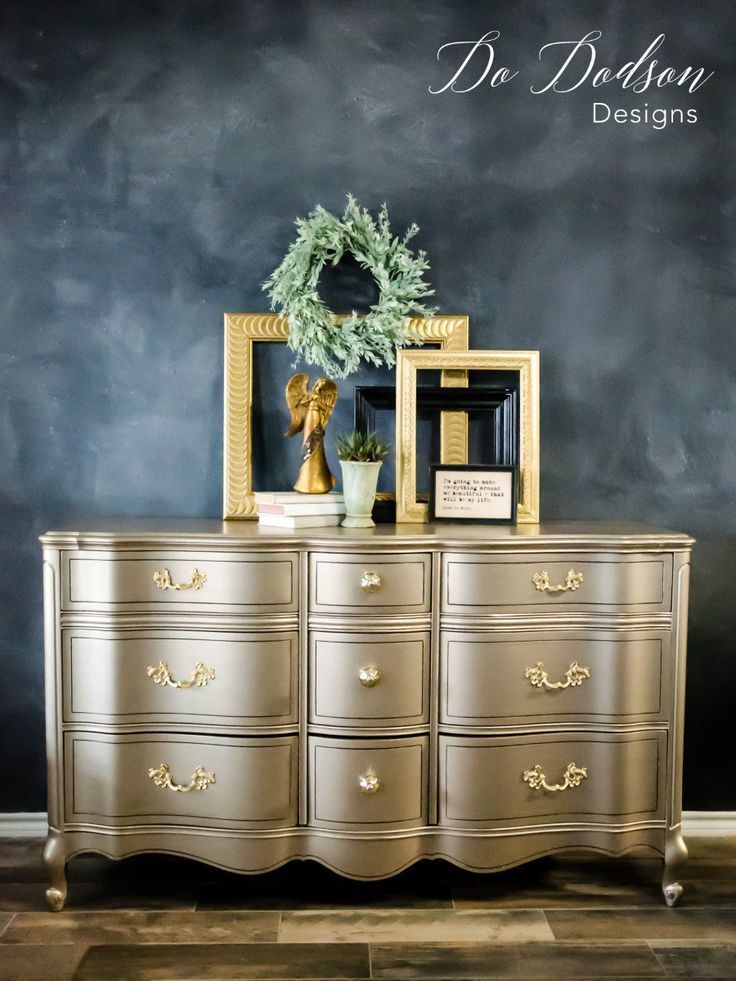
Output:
[1, 0, 734, 811]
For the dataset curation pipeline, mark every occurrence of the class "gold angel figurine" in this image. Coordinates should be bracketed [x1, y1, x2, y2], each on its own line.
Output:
[285, 373, 338, 494]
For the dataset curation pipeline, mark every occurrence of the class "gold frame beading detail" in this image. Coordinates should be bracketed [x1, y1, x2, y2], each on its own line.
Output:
[223, 314, 470, 519]
[395, 349, 540, 523]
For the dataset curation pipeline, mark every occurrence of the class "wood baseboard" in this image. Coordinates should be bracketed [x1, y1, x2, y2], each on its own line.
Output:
[0, 812, 734, 838]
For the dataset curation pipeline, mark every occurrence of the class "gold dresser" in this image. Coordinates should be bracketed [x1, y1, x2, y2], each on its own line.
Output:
[40, 521, 693, 909]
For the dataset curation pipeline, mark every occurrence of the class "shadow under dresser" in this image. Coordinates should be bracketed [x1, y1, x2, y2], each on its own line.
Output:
[40, 520, 694, 909]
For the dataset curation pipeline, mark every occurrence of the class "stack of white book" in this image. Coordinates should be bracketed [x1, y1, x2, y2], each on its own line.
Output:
[255, 492, 345, 528]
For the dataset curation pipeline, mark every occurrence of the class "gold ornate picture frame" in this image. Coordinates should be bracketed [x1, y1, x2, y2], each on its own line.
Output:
[223, 313, 470, 518]
[395, 349, 540, 524]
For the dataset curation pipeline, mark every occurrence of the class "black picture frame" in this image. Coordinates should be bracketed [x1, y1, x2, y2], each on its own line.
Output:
[353, 382, 520, 522]
[428, 464, 518, 525]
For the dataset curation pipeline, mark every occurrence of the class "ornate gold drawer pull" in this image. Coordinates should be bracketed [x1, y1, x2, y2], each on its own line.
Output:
[358, 666, 381, 687]
[360, 571, 382, 593]
[523, 762, 588, 793]
[532, 569, 584, 593]
[525, 661, 591, 690]
[358, 771, 381, 794]
[153, 568, 207, 591]
[147, 661, 216, 689]
[148, 762, 216, 793]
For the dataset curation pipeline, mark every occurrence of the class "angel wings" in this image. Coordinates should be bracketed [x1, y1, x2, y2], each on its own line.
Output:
[284, 373, 338, 438]
[284, 373, 338, 493]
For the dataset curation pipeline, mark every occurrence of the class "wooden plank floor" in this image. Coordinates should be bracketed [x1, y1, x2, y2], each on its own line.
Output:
[0, 837, 735, 979]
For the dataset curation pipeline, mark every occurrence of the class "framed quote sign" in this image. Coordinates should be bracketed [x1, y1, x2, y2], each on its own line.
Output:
[428, 464, 518, 524]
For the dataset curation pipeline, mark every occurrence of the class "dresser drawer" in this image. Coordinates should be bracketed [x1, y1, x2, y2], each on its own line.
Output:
[62, 550, 298, 613]
[442, 552, 672, 615]
[440, 629, 669, 727]
[62, 629, 298, 728]
[309, 553, 431, 615]
[310, 631, 429, 729]
[64, 733, 298, 829]
[439, 731, 666, 828]
[309, 736, 428, 829]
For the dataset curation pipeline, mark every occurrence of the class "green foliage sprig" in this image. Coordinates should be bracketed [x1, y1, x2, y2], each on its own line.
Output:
[335, 430, 391, 463]
[263, 195, 436, 379]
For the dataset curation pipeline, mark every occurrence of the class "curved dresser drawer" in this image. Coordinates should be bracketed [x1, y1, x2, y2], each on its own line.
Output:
[64, 732, 298, 828]
[310, 631, 429, 729]
[442, 552, 672, 616]
[440, 629, 669, 727]
[62, 629, 298, 728]
[309, 736, 428, 829]
[309, 553, 431, 616]
[62, 550, 298, 614]
[439, 731, 666, 829]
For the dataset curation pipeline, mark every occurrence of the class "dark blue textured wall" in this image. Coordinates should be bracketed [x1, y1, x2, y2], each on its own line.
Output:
[1, 0, 734, 810]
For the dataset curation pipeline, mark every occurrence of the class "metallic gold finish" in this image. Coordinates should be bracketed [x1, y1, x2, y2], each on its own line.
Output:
[360, 571, 382, 593]
[524, 660, 591, 690]
[662, 824, 688, 907]
[442, 552, 672, 616]
[146, 660, 216, 689]
[310, 553, 431, 615]
[523, 762, 588, 792]
[66, 733, 298, 828]
[223, 314, 470, 518]
[285, 373, 338, 494]
[358, 771, 381, 794]
[358, 665, 381, 687]
[533, 569, 584, 593]
[46, 887, 65, 912]
[63, 550, 297, 611]
[147, 762, 216, 793]
[310, 735, 428, 828]
[662, 557, 692, 908]
[43, 828, 67, 912]
[440, 630, 665, 726]
[64, 630, 298, 727]
[441, 731, 663, 826]
[395, 349, 540, 523]
[43, 523, 692, 906]
[152, 568, 207, 591]
[44, 522, 695, 550]
[310, 630, 429, 729]
[664, 882, 684, 906]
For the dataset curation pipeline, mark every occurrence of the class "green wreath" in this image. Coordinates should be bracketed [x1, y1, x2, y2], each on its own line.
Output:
[262, 195, 437, 379]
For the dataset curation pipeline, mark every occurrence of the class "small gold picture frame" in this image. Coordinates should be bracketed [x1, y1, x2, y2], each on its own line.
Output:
[395, 348, 540, 524]
[223, 313, 471, 519]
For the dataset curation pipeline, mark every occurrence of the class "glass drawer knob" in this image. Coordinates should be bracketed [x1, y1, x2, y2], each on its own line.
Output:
[358, 666, 381, 687]
[358, 772, 381, 794]
[360, 572, 382, 592]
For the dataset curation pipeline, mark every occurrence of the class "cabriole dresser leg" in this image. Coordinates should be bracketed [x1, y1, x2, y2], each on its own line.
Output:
[662, 827, 688, 907]
[43, 828, 68, 911]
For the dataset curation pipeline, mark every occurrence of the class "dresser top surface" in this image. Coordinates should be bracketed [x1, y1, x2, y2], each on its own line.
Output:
[40, 520, 695, 551]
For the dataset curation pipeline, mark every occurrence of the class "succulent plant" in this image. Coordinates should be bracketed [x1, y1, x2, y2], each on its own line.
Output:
[335, 430, 391, 463]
